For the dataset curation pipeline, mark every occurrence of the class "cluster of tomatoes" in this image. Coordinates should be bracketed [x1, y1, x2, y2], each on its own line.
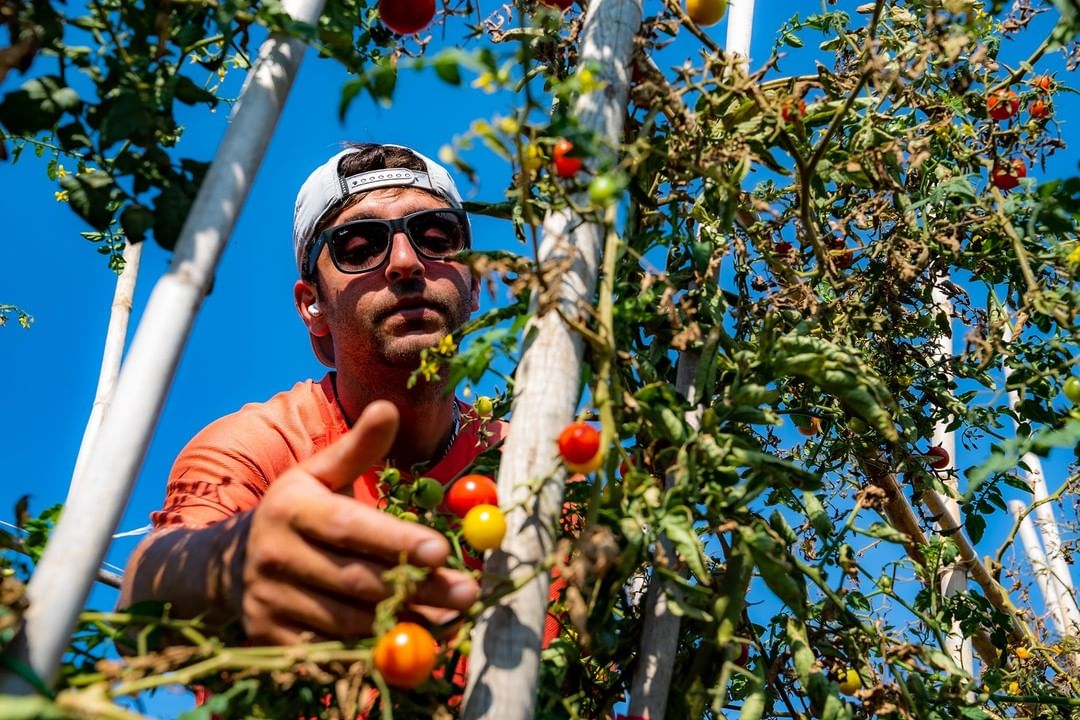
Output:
[987, 76, 1054, 191]
[373, 418, 605, 690]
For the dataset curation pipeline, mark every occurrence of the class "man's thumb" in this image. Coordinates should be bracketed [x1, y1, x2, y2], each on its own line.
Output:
[300, 400, 399, 492]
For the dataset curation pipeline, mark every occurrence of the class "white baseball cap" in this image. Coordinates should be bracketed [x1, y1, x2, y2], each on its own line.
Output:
[292, 143, 467, 367]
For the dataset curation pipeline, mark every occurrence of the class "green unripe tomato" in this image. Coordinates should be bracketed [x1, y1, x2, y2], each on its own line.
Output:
[474, 396, 494, 418]
[398, 511, 419, 523]
[412, 477, 445, 510]
[588, 173, 621, 206]
[1064, 376, 1080, 405]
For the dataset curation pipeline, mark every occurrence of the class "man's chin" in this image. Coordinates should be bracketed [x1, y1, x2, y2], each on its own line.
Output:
[377, 332, 447, 368]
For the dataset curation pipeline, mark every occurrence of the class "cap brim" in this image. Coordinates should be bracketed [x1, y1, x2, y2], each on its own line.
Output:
[310, 332, 335, 368]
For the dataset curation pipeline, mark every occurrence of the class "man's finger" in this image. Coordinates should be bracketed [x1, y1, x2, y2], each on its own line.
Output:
[298, 400, 399, 493]
[290, 493, 452, 568]
[268, 539, 479, 610]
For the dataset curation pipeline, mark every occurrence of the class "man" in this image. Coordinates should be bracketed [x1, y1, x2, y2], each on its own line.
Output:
[119, 142, 499, 644]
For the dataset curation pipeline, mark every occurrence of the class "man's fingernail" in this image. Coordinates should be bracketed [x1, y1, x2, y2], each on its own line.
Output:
[449, 581, 479, 607]
[416, 539, 445, 565]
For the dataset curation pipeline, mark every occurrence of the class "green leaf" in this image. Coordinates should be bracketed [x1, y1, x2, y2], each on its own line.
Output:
[433, 51, 462, 85]
[0, 76, 81, 135]
[658, 509, 710, 585]
[120, 204, 154, 243]
[174, 75, 219, 106]
[59, 172, 119, 231]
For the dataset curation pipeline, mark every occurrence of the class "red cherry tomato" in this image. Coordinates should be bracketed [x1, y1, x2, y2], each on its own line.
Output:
[925, 446, 950, 470]
[1032, 75, 1054, 92]
[991, 159, 1026, 191]
[798, 416, 822, 436]
[462, 504, 507, 551]
[552, 139, 583, 178]
[373, 622, 438, 689]
[1029, 99, 1051, 120]
[987, 89, 1020, 121]
[445, 474, 498, 518]
[558, 421, 602, 472]
[781, 98, 806, 123]
[541, 0, 574, 8]
[378, 0, 435, 35]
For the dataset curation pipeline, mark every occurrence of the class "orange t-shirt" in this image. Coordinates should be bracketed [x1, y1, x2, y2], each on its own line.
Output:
[152, 373, 506, 528]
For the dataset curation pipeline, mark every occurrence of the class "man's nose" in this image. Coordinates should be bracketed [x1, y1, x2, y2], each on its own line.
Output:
[384, 230, 425, 281]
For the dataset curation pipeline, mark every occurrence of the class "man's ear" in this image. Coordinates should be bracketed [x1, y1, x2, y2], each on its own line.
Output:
[294, 279, 329, 336]
[470, 273, 481, 312]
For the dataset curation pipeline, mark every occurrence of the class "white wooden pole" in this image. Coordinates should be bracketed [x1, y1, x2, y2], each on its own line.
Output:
[67, 239, 142, 502]
[1002, 318, 1080, 632]
[461, 1, 643, 718]
[929, 284, 973, 673]
[1009, 501, 1068, 635]
[626, 6, 754, 716]
[0, 0, 326, 692]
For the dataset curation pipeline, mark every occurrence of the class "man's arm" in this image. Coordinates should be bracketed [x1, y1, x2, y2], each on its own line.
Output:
[118, 401, 479, 643]
[118, 513, 250, 628]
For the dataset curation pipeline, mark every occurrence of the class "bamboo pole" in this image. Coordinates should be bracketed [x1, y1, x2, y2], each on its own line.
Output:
[625, 6, 755, 717]
[460, 2, 643, 718]
[0, 0, 326, 692]
[1009, 501, 1068, 636]
[67, 239, 143, 502]
[929, 284, 973, 673]
[1002, 318, 1080, 632]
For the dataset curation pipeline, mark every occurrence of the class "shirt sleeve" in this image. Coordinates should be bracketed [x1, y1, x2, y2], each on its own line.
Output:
[150, 416, 274, 529]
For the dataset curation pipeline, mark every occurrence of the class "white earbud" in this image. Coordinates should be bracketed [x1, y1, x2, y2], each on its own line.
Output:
[308, 302, 321, 316]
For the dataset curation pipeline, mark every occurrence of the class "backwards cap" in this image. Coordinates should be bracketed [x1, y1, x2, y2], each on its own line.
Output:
[292, 143, 466, 367]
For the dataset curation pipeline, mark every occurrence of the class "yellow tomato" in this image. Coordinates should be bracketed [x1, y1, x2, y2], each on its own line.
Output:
[685, 0, 728, 26]
[838, 667, 862, 695]
[462, 504, 507, 551]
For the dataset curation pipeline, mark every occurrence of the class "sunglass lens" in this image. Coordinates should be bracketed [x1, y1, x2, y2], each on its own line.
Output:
[331, 223, 390, 272]
[408, 211, 468, 257]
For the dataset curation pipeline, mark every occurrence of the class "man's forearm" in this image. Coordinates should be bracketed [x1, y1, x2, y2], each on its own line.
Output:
[118, 513, 251, 627]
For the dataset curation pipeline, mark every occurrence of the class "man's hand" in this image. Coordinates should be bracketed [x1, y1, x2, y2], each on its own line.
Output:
[238, 400, 478, 644]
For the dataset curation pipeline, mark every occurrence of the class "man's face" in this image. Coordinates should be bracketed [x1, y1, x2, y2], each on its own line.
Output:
[307, 188, 478, 369]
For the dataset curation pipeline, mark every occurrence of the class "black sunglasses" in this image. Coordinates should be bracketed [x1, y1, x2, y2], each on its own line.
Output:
[305, 208, 471, 277]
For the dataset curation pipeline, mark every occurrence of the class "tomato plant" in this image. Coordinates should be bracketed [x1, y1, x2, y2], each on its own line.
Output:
[462, 504, 506, 551]
[445, 474, 498, 518]
[373, 622, 438, 689]
[552, 139, 583, 178]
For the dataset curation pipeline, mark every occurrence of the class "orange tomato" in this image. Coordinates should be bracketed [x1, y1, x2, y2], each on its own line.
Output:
[373, 622, 438, 689]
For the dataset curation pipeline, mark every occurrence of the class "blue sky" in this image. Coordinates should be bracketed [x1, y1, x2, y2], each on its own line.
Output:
[2, 0, 1078, 715]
